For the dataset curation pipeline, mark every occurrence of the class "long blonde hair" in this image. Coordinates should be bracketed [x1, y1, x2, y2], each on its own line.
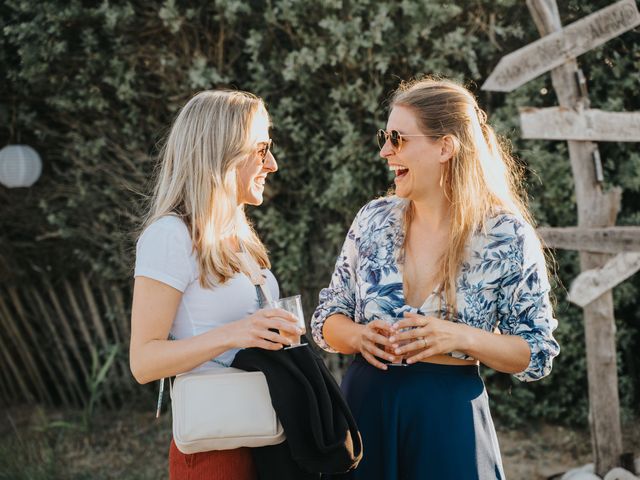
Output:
[391, 77, 534, 318]
[143, 90, 270, 287]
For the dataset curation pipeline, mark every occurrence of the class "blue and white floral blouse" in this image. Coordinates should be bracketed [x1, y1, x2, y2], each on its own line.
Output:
[311, 196, 560, 382]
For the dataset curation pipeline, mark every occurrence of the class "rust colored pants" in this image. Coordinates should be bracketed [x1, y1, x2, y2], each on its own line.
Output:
[169, 439, 257, 480]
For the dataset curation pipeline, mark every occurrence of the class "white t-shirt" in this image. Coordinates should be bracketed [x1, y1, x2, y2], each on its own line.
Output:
[134, 215, 279, 370]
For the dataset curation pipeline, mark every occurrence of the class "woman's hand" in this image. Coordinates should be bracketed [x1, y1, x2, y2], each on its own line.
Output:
[356, 319, 402, 370]
[389, 312, 470, 364]
[224, 308, 303, 351]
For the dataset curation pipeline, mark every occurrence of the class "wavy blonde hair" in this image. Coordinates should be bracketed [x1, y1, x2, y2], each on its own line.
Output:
[142, 90, 270, 287]
[391, 77, 534, 318]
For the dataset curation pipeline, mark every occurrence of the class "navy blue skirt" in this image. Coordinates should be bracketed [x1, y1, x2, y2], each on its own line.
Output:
[328, 356, 504, 480]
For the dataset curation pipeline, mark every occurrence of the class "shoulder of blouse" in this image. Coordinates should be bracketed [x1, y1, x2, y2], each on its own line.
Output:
[141, 214, 190, 239]
[481, 212, 541, 250]
[483, 211, 529, 234]
[353, 195, 406, 230]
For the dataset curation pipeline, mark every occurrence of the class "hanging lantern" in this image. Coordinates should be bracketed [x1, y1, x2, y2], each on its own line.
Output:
[0, 144, 42, 188]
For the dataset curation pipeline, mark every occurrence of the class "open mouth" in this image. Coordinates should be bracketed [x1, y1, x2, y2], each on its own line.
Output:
[389, 165, 409, 179]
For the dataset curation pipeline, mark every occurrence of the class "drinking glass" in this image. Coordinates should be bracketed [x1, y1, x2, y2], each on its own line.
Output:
[379, 316, 410, 367]
[270, 295, 307, 349]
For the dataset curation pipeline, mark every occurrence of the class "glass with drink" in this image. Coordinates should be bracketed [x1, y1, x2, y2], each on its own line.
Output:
[271, 294, 307, 349]
[372, 316, 408, 366]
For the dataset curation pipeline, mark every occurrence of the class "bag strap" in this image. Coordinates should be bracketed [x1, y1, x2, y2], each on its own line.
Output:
[238, 251, 274, 307]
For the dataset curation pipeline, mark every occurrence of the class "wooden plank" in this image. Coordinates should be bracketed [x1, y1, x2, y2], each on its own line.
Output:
[521, 107, 640, 142]
[484, 0, 640, 91]
[538, 226, 640, 253]
[98, 282, 133, 393]
[64, 279, 117, 409]
[568, 252, 640, 307]
[0, 292, 50, 403]
[79, 273, 124, 402]
[45, 279, 90, 382]
[0, 360, 17, 405]
[111, 285, 130, 340]
[80, 273, 109, 348]
[7, 287, 71, 407]
[30, 285, 85, 406]
[99, 285, 122, 346]
[110, 285, 135, 392]
[0, 315, 34, 404]
[526, 0, 624, 475]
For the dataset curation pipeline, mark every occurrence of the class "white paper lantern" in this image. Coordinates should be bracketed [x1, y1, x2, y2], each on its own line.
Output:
[0, 144, 43, 188]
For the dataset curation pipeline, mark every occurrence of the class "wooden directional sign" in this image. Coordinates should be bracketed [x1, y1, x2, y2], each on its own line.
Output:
[538, 226, 640, 253]
[482, 0, 640, 92]
[568, 252, 640, 307]
[521, 107, 640, 142]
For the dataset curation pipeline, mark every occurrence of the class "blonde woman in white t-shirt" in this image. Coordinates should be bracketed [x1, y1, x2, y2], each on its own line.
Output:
[129, 90, 301, 480]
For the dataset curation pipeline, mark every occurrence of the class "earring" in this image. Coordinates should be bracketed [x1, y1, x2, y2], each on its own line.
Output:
[439, 164, 445, 188]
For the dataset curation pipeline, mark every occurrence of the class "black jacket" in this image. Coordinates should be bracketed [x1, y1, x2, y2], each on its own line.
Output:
[231, 341, 362, 480]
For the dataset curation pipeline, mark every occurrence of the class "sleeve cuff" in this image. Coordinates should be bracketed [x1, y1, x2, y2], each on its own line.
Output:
[512, 332, 559, 382]
[310, 305, 355, 353]
[134, 268, 188, 292]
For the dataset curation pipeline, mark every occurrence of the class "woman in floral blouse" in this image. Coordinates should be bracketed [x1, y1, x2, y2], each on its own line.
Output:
[311, 77, 559, 480]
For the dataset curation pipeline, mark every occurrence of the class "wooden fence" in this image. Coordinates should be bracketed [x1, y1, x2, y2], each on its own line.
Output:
[0, 274, 133, 408]
[0, 274, 350, 409]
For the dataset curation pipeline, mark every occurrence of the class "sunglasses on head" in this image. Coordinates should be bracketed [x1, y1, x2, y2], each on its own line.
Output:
[256, 139, 273, 163]
[376, 129, 440, 151]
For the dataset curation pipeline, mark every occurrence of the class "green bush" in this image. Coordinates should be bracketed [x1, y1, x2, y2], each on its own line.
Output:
[1, 0, 639, 426]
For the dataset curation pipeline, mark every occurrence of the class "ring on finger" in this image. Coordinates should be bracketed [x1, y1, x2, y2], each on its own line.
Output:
[421, 336, 428, 348]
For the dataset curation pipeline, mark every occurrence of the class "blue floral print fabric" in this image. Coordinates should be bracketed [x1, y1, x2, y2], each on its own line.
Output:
[311, 196, 559, 382]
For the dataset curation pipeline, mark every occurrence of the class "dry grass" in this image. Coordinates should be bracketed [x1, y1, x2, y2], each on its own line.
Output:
[499, 421, 640, 479]
[0, 405, 169, 480]
[1, 405, 638, 479]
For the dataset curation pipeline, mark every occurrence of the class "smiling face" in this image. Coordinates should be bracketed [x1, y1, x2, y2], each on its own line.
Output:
[236, 110, 277, 206]
[380, 105, 450, 203]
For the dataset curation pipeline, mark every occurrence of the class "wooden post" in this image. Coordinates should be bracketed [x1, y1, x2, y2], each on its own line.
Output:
[521, 107, 640, 142]
[526, 0, 623, 475]
[484, 0, 640, 91]
[568, 253, 640, 307]
[537, 226, 640, 253]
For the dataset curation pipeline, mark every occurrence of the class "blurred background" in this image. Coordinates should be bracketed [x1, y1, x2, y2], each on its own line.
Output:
[1, 1, 639, 478]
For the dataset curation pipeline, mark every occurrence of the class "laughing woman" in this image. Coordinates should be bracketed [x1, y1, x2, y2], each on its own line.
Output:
[311, 77, 559, 480]
[130, 90, 301, 480]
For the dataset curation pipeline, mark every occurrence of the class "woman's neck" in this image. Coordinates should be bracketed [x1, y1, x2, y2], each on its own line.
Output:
[410, 192, 451, 232]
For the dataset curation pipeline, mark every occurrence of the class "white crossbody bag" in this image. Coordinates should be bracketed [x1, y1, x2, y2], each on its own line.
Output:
[170, 366, 285, 453]
[166, 253, 286, 454]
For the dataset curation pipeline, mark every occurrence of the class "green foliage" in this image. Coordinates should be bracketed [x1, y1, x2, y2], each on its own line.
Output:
[1, 0, 639, 426]
[84, 344, 120, 430]
[31, 344, 120, 433]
